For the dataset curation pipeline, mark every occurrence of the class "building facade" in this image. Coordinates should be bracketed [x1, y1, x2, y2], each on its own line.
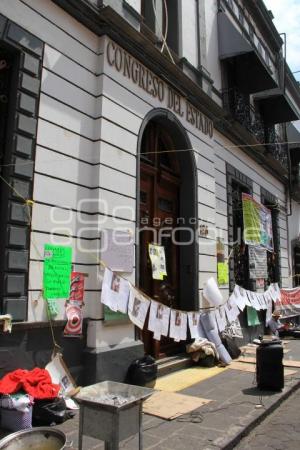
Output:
[0, 0, 299, 383]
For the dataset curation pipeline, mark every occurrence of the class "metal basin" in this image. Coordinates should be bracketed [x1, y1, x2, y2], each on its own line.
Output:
[0, 427, 69, 450]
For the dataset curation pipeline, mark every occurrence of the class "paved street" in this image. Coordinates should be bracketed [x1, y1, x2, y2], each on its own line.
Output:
[1, 339, 300, 449]
[234, 386, 300, 450]
[51, 339, 300, 450]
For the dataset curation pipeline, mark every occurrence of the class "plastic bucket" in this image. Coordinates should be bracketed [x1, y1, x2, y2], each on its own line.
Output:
[0, 427, 71, 450]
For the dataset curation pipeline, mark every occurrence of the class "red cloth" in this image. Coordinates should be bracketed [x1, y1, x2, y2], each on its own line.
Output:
[0, 368, 60, 399]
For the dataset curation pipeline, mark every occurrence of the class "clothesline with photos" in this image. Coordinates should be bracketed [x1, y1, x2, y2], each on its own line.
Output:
[100, 258, 282, 342]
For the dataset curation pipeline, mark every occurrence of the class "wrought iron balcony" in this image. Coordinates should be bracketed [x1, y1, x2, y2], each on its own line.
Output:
[290, 146, 300, 202]
[222, 88, 289, 171]
[265, 126, 289, 171]
[222, 88, 264, 142]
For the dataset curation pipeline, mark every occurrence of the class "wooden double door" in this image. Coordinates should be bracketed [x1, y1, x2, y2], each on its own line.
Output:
[139, 122, 183, 358]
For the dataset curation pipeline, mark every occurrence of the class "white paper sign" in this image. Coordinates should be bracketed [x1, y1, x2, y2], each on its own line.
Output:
[101, 268, 130, 313]
[257, 293, 267, 310]
[239, 287, 252, 307]
[247, 291, 261, 311]
[128, 286, 150, 329]
[46, 354, 76, 396]
[227, 296, 241, 320]
[187, 311, 201, 339]
[148, 300, 170, 340]
[223, 318, 243, 339]
[169, 310, 187, 342]
[203, 277, 223, 307]
[249, 246, 268, 279]
[265, 294, 273, 326]
[214, 306, 227, 332]
[101, 229, 134, 272]
[224, 300, 239, 324]
[148, 244, 167, 280]
[270, 283, 281, 302]
[230, 286, 246, 311]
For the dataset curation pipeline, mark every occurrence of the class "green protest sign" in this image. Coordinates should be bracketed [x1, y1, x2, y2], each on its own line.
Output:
[43, 244, 72, 299]
[246, 306, 260, 327]
[242, 193, 261, 246]
[217, 262, 229, 285]
[104, 306, 128, 322]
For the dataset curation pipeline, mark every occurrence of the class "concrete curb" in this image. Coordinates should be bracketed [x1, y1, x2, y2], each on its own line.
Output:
[222, 377, 300, 449]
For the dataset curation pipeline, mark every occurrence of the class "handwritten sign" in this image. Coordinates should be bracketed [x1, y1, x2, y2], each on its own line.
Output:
[43, 244, 72, 299]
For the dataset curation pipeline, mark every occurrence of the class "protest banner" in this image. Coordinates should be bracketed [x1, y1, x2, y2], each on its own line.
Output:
[43, 245, 72, 299]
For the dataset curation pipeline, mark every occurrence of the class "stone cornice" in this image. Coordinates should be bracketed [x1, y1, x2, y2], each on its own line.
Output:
[51, 0, 288, 183]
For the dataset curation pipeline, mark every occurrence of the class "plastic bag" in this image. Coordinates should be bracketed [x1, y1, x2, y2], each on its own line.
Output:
[32, 397, 75, 426]
[222, 336, 241, 359]
[125, 355, 157, 386]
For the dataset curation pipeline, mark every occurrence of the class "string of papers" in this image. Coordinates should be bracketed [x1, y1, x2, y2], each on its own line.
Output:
[100, 265, 282, 342]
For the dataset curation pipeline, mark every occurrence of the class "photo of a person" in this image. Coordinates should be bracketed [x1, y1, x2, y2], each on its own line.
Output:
[156, 304, 163, 320]
[61, 375, 70, 390]
[111, 274, 121, 293]
[132, 297, 141, 317]
[175, 311, 181, 326]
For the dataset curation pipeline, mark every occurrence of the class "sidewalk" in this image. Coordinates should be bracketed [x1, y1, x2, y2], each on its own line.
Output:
[1, 339, 299, 449]
[54, 338, 300, 450]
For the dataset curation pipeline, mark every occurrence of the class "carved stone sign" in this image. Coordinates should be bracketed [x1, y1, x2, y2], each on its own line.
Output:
[106, 39, 214, 138]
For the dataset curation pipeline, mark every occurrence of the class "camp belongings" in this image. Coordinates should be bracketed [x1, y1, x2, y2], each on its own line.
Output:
[0, 367, 75, 431]
[0, 368, 60, 399]
[186, 338, 219, 365]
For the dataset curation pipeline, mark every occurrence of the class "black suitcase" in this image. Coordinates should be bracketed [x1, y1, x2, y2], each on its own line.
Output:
[256, 341, 284, 391]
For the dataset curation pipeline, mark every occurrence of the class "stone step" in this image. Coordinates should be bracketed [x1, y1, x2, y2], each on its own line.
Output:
[156, 353, 192, 377]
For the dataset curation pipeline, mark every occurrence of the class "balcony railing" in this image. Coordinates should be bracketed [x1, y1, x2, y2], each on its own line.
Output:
[265, 126, 289, 171]
[222, 88, 264, 142]
[222, 0, 278, 82]
[222, 88, 288, 171]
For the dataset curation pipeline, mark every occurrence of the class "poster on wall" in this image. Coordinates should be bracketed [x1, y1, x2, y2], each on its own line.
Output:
[242, 193, 261, 246]
[260, 204, 274, 251]
[64, 303, 83, 337]
[249, 246, 268, 280]
[242, 194, 273, 250]
[69, 272, 85, 303]
[217, 262, 229, 285]
[216, 238, 225, 262]
[148, 244, 167, 280]
[43, 245, 72, 299]
[101, 229, 134, 273]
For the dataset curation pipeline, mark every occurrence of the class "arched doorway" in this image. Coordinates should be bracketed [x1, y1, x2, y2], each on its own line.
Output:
[137, 110, 198, 358]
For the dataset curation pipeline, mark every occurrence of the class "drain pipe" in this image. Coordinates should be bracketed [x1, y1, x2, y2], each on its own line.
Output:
[195, 0, 202, 83]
